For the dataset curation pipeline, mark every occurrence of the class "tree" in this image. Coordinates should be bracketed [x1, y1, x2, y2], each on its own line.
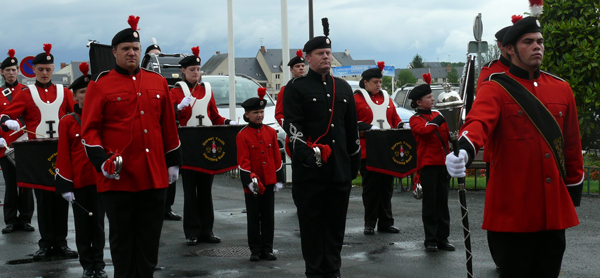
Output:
[540, 0, 600, 151]
[446, 67, 459, 83]
[396, 69, 417, 87]
[482, 43, 502, 65]
[410, 54, 425, 68]
[381, 76, 394, 93]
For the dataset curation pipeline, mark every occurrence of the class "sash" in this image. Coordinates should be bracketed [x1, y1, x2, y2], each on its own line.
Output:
[491, 74, 566, 181]
[357, 89, 391, 129]
[175, 81, 212, 126]
[418, 114, 448, 155]
[27, 84, 63, 139]
[2, 85, 13, 102]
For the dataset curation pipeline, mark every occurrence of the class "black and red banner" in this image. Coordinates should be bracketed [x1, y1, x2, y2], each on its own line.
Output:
[365, 129, 417, 178]
[14, 139, 59, 191]
[178, 125, 243, 175]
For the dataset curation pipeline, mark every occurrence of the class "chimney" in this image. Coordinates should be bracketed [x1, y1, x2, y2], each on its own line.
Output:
[61, 63, 67, 69]
[344, 49, 349, 56]
[260, 46, 266, 53]
[446, 64, 450, 72]
[216, 51, 221, 55]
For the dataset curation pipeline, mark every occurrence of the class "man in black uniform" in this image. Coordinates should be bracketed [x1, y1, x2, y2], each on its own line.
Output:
[282, 18, 361, 278]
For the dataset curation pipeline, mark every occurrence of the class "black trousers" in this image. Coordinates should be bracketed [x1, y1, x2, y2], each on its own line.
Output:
[102, 188, 166, 278]
[1, 156, 34, 225]
[420, 165, 450, 247]
[488, 230, 566, 278]
[293, 180, 351, 278]
[73, 185, 106, 272]
[164, 181, 176, 213]
[359, 159, 394, 229]
[244, 186, 275, 254]
[34, 189, 69, 249]
[182, 170, 215, 238]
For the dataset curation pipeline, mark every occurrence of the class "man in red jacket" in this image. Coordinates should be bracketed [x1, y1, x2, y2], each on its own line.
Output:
[275, 49, 306, 127]
[446, 9, 584, 277]
[81, 15, 182, 277]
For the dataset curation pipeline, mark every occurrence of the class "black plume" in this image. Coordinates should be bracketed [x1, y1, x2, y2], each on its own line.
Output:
[321, 18, 329, 37]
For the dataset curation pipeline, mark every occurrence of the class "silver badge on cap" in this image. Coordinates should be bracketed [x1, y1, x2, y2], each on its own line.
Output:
[84, 77, 89, 82]
[46, 56, 51, 60]
[326, 38, 330, 44]
[196, 58, 200, 62]
[133, 31, 139, 38]
[536, 19, 541, 27]
[260, 100, 265, 106]
[10, 59, 14, 63]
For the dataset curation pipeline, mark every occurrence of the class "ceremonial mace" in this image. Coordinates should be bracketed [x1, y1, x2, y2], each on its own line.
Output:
[436, 84, 473, 278]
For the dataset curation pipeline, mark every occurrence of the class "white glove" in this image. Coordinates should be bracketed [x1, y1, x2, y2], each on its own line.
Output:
[274, 182, 283, 192]
[403, 123, 411, 130]
[445, 149, 469, 178]
[248, 182, 254, 193]
[177, 96, 192, 110]
[168, 166, 179, 184]
[101, 160, 116, 179]
[370, 125, 380, 130]
[229, 121, 238, 125]
[4, 120, 20, 131]
[0, 137, 6, 148]
[61, 192, 75, 203]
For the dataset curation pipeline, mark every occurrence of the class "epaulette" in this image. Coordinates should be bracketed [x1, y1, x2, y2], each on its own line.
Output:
[21, 86, 28, 90]
[541, 70, 565, 82]
[141, 67, 164, 77]
[238, 125, 248, 133]
[483, 59, 498, 68]
[290, 75, 307, 83]
[487, 71, 506, 82]
[93, 70, 110, 82]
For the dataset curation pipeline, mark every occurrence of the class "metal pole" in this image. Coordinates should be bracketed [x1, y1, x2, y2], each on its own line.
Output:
[227, 0, 236, 121]
[281, 0, 290, 85]
[308, 0, 314, 39]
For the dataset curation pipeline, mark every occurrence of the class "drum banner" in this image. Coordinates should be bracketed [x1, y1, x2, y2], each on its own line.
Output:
[365, 129, 417, 178]
[178, 125, 243, 175]
[14, 139, 59, 191]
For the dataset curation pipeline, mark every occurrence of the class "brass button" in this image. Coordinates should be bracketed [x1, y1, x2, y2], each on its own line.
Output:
[534, 82, 538, 87]
[332, 140, 336, 143]
[313, 98, 316, 102]
[141, 111, 145, 115]
[144, 129, 148, 133]
[343, 99, 347, 103]
[559, 111, 563, 117]
[263, 162, 266, 165]
[331, 124, 334, 127]
[117, 97, 121, 101]
[518, 110, 523, 115]
[132, 77, 136, 80]
[546, 178, 551, 183]
[329, 109, 332, 112]
[327, 94, 330, 97]
[545, 153, 550, 159]
[146, 148, 149, 152]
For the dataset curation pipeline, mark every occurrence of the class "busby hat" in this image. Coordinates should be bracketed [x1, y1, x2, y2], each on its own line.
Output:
[145, 37, 161, 54]
[241, 87, 267, 122]
[1, 49, 18, 69]
[112, 15, 141, 47]
[69, 62, 91, 92]
[408, 73, 432, 101]
[287, 49, 305, 67]
[359, 61, 385, 89]
[502, 1, 543, 46]
[32, 44, 54, 65]
[303, 18, 332, 53]
[179, 46, 201, 68]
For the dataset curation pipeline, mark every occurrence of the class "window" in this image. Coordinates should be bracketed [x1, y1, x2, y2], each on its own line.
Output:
[275, 74, 280, 79]
[276, 84, 281, 90]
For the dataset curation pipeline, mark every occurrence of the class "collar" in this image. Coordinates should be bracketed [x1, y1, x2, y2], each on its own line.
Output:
[307, 68, 330, 82]
[74, 104, 83, 115]
[509, 64, 540, 80]
[114, 65, 140, 76]
[35, 80, 53, 89]
[184, 79, 198, 88]
[417, 109, 432, 115]
[4, 80, 18, 88]
[499, 55, 511, 68]
[248, 122, 263, 129]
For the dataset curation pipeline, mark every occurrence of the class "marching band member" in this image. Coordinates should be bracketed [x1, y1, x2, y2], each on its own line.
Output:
[55, 63, 107, 278]
[408, 73, 455, 253]
[0, 44, 78, 260]
[446, 4, 584, 276]
[170, 46, 237, 246]
[354, 62, 402, 235]
[282, 18, 361, 278]
[81, 15, 182, 277]
[0, 49, 34, 234]
[237, 87, 284, 262]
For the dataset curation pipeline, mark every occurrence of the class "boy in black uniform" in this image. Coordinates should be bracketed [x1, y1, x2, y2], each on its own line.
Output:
[237, 87, 284, 261]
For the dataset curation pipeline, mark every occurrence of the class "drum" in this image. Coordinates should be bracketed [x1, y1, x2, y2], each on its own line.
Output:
[13, 138, 59, 190]
[4, 133, 28, 166]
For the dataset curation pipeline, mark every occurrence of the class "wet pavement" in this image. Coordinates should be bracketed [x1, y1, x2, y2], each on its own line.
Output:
[1, 174, 599, 278]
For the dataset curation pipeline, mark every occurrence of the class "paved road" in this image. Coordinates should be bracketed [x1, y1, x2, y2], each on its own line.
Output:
[1, 174, 599, 277]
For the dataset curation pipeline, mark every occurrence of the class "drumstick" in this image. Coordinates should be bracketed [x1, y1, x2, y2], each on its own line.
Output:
[21, 128, 46, 138]
[9, 125, 25, 136]
[73, 200, 93, 217]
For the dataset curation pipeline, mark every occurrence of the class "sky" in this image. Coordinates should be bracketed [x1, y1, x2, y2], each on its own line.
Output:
[0, 0, 532, 70]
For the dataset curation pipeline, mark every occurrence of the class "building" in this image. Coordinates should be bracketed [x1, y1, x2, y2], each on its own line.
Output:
[395, 64, 464, 85]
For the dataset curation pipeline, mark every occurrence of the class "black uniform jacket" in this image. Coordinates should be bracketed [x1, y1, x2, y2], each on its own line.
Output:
[282, 68, 360, 183]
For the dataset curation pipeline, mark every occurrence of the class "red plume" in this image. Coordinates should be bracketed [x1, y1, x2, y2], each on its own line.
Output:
[43, 44, 52, 56]
[79, 62, 89, 76]
[511, 15, 523, 24]
[377, 61, 385, 72]
[127, 15, 140, 30]
[257, 87, 266, 100]
[422, 73, 432, 85]
[191, 46, 200, 58]
[8, 49, 15, 59]
[296, 49, 303, 58]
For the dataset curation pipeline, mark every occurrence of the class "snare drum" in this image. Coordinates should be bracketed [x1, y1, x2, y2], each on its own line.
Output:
[4, 133, 29, 166]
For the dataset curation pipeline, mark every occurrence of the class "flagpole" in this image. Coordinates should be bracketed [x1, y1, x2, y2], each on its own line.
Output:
[227, 0, 236, 120]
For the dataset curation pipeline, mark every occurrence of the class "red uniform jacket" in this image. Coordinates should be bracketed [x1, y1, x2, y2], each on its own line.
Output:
[170, 80, 227, 126]
[81, 66, 182, 193]
[236, 123, 284, 193]
[0, 82, 26, 158]
[275, 86, 285, 126]
[459, 66, 584, 232]
[0, 81, 75, 139]
[409, 110, 451, 169]
[55, 107, 96, 193]
[476, 56, 510, 163]
[354, 90, 402, 159]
